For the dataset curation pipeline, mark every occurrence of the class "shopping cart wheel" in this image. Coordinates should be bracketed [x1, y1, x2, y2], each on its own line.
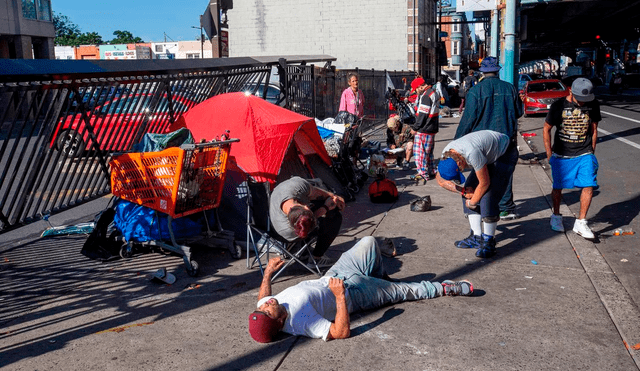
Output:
[230, 243, 242, 259]
[119, 244, 134, 259]
[186, 260, 200, 277]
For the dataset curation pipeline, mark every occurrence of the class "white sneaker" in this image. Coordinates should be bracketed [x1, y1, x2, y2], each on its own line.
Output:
[573, 219, 595, 240]
[550, 214, 565, 232]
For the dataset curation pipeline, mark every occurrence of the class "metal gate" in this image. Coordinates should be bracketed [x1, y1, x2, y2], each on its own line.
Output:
[0, 58, 277, 233]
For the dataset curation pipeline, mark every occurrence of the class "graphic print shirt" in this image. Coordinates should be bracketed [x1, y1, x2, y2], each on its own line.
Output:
[545, 98, 601, 157]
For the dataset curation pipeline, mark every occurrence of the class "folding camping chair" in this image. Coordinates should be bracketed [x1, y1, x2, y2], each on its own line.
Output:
[245, 181, 323, 282]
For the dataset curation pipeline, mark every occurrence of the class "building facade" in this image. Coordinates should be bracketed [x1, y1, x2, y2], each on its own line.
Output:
[0, 0, 55, 59]
[75, 45, 100, 60]
[227, 0, 438, 78]
[151, 42, 179, 59]
[440, 9, 473, 79]
[98, 44, 150, 60]
[54, 45, 74, 59]
[177, 40, 214, 59]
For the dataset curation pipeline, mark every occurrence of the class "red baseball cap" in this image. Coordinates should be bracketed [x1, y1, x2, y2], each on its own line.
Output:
[410, 77, 425, 92]
[248, 311, 282, 343]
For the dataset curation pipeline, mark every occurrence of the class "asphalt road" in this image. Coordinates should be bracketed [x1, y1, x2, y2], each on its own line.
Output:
[518, 95, 640, 314]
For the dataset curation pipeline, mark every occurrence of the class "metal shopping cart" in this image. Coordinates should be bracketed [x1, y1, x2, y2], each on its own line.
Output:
[110, 139, 239, 276]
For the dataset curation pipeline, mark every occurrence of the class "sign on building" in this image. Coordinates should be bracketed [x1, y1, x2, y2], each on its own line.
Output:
[220, 30, 229, 57]
[457, 0, 497, 12]
[104, 50, 138, 60]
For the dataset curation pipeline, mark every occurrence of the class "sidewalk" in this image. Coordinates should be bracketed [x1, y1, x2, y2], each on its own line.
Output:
[1, 116, 639, 371]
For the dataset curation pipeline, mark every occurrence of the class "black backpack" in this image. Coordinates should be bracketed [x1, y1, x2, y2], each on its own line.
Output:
[80, 208, 124, 261]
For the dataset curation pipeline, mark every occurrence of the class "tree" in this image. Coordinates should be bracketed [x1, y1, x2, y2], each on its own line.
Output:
[53, 12, 81, 46]
[109, 30, 144, 44]
[76, 32, 103, 46]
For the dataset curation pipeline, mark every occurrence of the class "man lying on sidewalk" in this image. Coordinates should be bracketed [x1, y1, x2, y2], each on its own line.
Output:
[248, 236, 473, 342]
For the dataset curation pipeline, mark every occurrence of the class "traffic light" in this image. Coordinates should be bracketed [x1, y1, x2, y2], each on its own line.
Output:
[595, 35, 600, 40]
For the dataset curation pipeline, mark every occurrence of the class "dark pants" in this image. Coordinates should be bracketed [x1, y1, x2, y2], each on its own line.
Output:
[499, 173, 516, 213]
[461, 143, 518, 217]
[310, 201, 343, 257]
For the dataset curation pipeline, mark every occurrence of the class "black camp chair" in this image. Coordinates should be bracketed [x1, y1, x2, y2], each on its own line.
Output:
[332, 113, 367, 198]
[245, 181, 322, 282]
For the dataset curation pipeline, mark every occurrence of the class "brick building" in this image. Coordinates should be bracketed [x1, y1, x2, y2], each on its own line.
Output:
[440, 9, 473, 79]
[227, 0, 439, 79]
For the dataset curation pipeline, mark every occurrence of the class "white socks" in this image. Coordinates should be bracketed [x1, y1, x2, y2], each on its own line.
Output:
[468, 214, 483, 236]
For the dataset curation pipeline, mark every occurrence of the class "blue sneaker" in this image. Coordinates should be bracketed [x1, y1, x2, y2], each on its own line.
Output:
[454, 231, 482, 249]
[476, 234, 497, 258]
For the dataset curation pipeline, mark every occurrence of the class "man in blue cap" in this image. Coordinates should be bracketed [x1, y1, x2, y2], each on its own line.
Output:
[455, 56, 522, 222]
[436, 130, 512, 258]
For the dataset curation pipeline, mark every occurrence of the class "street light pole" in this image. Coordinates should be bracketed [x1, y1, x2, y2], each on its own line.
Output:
[191, 24, 204, 58]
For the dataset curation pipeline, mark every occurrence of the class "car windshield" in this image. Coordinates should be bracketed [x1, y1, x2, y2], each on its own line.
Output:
[527, 82, 565, 93]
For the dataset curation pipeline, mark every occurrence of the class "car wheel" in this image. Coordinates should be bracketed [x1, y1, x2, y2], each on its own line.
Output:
[56, 130, 85, 158]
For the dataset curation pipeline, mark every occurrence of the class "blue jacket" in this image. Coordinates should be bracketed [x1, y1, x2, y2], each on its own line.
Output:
[455, 76, 523, 140]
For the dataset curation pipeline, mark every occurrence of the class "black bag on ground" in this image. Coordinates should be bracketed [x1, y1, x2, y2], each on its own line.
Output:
[81, 208, 124, 261]
[410, 196, 432, 212]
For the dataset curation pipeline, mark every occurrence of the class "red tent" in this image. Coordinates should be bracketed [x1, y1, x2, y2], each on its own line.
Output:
[169, 92, 333, 184]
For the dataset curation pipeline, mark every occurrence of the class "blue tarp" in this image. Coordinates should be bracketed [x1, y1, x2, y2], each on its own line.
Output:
[114, 200, 214, 242]
[317, 126, 338, 140]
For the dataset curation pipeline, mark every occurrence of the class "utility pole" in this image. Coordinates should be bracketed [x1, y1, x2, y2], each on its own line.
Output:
[503, 0, 517, 85]
[191, 24, 204, 58]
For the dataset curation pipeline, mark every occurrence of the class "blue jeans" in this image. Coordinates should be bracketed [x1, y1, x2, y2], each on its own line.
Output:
[462, 143, 518, 218]
[499, 173, 515, 213]
[324, 236, 441, 313]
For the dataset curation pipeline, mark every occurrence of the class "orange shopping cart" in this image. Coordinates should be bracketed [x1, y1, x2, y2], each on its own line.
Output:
[110, 139, 240, 276]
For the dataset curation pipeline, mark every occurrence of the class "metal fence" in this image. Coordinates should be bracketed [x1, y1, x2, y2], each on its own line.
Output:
[0, 57, 414, 234]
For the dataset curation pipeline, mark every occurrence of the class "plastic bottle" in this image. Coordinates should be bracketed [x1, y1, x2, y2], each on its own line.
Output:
[613, 228, 634, 236]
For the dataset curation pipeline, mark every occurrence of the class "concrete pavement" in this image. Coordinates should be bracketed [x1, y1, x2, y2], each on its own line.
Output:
[1, 115, 639, 371]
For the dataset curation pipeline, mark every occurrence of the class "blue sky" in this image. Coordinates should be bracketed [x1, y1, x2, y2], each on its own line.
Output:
[53, 0, 473, 43]
[52, 0, 208, 42]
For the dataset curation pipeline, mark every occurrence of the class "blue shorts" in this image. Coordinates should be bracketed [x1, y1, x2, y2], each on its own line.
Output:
[549, 154, 599, 190]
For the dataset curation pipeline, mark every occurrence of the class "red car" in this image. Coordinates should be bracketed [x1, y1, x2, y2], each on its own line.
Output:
[521, 79, 569, 117]
[52, 93, 194, 157]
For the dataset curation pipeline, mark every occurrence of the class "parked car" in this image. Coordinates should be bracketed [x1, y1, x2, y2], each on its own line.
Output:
[52, 93, 195, 158]
[518, 73, 543, 91]
[66, 86, 132, 111]
[243, 82, 282, 105]
[521, 79, 569, 117]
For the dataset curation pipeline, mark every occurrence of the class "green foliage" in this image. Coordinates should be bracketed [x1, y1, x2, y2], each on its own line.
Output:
[109, 30, 144, 44]
[53, 12, 142, 46]
[76, 32, 104, 46]
[53, 12, 81, 46]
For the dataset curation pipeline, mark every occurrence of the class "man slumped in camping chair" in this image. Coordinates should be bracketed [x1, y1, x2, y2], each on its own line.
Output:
[269, 176, 345, 269]
[248, 236, 473, 342]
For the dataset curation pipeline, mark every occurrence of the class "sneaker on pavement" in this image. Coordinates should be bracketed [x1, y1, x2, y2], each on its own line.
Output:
[442, 280, 474, 296]
[454, 231, 482, 249]
[475, 234, 497, 258]
[307, 255, 335, 269]
[402, 160, 411, 170]
[550, 214, 565, 232]
[499, 211, 518, 220]
[573, 219, 595, 240]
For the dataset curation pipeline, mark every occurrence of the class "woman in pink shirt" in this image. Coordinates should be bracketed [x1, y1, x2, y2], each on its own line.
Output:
[339, 73, 364, 118]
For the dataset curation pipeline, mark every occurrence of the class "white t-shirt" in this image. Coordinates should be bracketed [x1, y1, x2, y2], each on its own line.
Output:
[442, 130, 509, 171]
[259, 277, 352, 341]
